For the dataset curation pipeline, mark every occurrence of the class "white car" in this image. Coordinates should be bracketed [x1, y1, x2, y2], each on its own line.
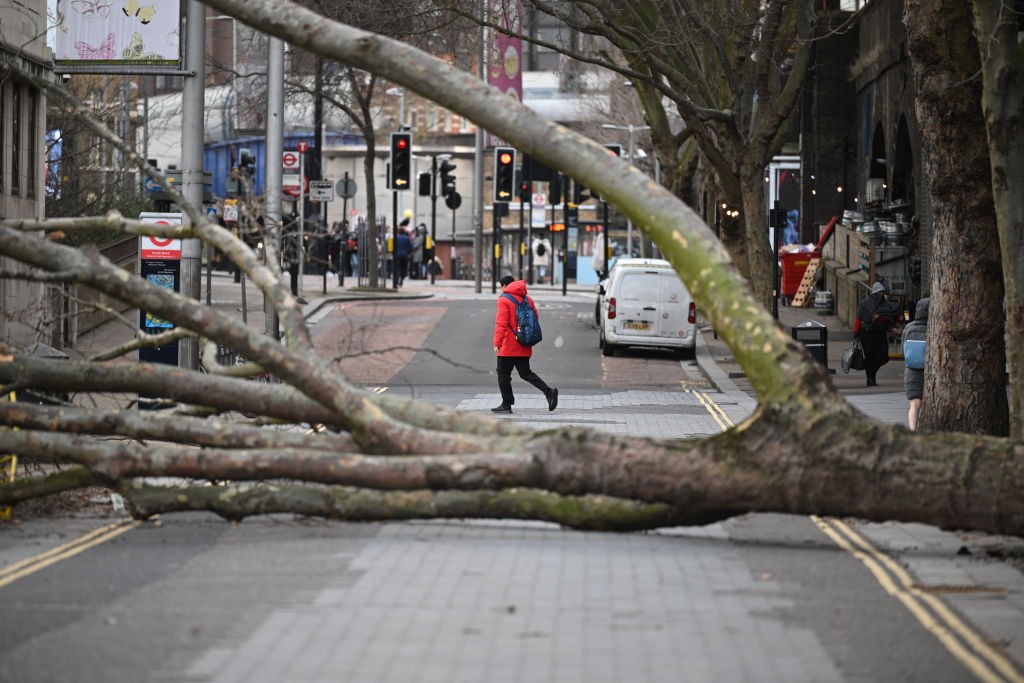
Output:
[596, 258, 697, 359]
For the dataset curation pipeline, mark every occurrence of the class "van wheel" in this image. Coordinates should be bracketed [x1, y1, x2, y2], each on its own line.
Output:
[601, 334, 616, 357]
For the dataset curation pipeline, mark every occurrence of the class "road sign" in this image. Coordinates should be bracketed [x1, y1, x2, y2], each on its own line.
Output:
[532, 193, 547, 207]
[297, 141, 309, 154]
[282, 152, 300, 171]
[283, 173, 305, 197]
[310, 180, 334, 202]
[143, 177, 158, 194]
[336, 177, 358, 198]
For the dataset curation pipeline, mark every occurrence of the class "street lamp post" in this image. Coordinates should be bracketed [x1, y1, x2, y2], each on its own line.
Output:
[602, 123, 651, 256]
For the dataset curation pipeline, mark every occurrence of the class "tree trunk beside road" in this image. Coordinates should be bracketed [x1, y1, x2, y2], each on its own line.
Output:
[904, 0, 1009, 436]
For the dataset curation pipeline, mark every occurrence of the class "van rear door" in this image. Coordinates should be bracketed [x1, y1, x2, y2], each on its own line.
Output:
[657, 272, 692, 338]
[614, 271, 660, 337]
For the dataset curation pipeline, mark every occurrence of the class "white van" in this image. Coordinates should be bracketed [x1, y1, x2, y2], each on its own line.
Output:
[596, 258, 697, 358]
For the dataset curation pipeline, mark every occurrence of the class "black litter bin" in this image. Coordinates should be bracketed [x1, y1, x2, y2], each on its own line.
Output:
[791, 320, 829, 369]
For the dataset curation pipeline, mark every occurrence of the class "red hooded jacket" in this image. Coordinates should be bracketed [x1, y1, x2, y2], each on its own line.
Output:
[494, 280, 538, 357]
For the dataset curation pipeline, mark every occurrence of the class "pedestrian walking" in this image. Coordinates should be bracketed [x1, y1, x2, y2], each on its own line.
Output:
[901, 297, 930, 430]
[396, 220, 412, 287]
[492, 275, 558, 414]
[411, 224, 425, 279]
[854, 281, 899, 386]
[533, 237, 551, 283]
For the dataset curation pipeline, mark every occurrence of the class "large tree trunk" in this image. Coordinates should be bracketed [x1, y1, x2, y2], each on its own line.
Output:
[972, 0, 1024, 440]
[739, 164, 775, 309]
[904, 0, 1009, 436]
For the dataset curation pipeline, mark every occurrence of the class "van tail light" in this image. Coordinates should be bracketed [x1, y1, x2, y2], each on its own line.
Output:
[688, 301, 696, 324]
[608, 297, 617, 319]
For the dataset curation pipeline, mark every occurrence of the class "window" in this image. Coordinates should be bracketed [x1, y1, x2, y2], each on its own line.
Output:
[0, 81, 5, 194]
[12, 84, 21, 195]
[27, 88, 37, 197]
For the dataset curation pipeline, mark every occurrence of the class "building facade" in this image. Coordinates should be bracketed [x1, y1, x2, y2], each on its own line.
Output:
[1, 0, 58, 348]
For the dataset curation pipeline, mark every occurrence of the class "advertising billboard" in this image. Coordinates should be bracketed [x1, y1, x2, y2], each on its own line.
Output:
[54, 0, 182, 72]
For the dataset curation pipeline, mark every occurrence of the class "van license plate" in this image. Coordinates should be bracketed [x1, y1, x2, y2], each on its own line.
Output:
[623, 321, 650, 331]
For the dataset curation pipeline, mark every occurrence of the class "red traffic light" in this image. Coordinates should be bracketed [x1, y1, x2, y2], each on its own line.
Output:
[499, 152, 513, 165]
[396, 137, 409, 150]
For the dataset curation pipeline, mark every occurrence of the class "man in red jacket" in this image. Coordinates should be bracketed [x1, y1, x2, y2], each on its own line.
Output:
[492, 275, 558, 413]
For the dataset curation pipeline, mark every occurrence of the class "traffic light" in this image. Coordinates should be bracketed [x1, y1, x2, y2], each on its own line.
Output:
[493, 147, 516, 203]
[550, 172, 562, 205]
[518, 178, 531, 203]
[439, 159, 457, 197]
[389, 132, 411, 190]
[238, 147, 255, 176]
[418, 172, 432, 197]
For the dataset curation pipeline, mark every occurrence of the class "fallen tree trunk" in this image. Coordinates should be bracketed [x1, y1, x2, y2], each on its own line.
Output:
[3, 405, 1023, 535]
[1, 0, 1022, 540]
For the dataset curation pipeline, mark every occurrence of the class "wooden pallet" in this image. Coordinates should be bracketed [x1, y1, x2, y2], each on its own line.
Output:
[790, 257, 821, 307]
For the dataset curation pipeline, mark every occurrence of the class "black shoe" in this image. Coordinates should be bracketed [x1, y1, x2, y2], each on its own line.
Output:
[546, 388, 558, 411]
[866, 379, 877, 387]
[491, 404, 513, 413]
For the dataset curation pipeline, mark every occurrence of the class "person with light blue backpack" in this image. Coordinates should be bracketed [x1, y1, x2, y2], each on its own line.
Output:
[902, 297, 930, 430]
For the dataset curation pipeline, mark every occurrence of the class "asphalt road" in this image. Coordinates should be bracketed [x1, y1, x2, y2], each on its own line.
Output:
[1, 291, 1022, 682]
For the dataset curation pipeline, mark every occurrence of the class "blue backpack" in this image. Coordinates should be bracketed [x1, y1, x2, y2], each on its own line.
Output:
[903, 327, 926, 370]
[501, 293, 543, 347]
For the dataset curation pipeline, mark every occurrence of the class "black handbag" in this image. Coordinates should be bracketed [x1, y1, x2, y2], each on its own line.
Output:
[842, 339, 865, 374]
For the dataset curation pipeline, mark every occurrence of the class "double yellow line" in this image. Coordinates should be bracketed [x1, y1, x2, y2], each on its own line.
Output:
[689, 390, 1021, 681]
[688, 390, 735, 431]
[0, 518, 140, 590]
[813, 516, 1023, 683]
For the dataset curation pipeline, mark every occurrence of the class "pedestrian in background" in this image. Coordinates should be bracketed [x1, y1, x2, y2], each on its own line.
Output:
[533, 237, 552, 283]
[396, 219, 412, 287]
[901, 297, 930, 430]
[491, 275, 558, 414]
[411, 224, 425, 279]
[854, 281, 898, 387]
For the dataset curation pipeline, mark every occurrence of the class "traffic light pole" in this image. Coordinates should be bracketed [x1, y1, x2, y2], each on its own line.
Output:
[492, 206, 500, 294]
[430, 157, 437, 285]
[602, 199, 609, 280]
[393, 191, 399, 289]
[562, 192, 569, 298]
[526, 201, 533, 285]
[517, 198, 524, 280]
[297, 147, 306, 300]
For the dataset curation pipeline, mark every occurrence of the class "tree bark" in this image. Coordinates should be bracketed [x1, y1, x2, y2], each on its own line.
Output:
[904, 0, 1009, 435]
[971, 0, 1024, 440]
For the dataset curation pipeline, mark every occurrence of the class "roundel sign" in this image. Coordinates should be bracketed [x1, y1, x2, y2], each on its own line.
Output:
[139, 213, 183, 260]
[282, 151, 300, 171]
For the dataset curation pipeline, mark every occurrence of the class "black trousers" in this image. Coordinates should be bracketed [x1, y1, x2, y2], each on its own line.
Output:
[496, 356, 550, 405]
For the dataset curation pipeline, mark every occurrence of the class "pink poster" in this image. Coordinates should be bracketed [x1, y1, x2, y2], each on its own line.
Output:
[488, 0, 523, 102]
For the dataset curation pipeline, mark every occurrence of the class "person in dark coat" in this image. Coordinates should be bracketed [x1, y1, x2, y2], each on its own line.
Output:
[854, 281, 898, 386]
[902, 297, 930, 430]
[395, 219, 412, 287]
[492, 275, 558, 413]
